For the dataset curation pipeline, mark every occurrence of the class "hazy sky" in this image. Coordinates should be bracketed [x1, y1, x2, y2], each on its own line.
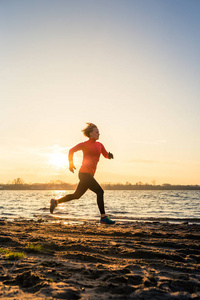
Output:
[1, 0, 200, 185]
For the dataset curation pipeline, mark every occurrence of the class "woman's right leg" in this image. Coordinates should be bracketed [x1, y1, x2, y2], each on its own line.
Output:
[57, 175, 88, 204]
[57, 173, 105, 213]
[50, 174, 89, 213]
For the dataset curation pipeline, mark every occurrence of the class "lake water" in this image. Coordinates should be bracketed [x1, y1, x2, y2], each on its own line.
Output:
[0, 190, 200, 223]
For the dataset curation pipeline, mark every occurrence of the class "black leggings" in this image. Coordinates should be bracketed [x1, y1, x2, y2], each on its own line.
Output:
[58, 173, 105, 215]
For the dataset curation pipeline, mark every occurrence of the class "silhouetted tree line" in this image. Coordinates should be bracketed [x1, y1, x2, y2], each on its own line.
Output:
[102, 183, 200, 190]
[0, 178, 77, 190]
[0, 178, 200, 190]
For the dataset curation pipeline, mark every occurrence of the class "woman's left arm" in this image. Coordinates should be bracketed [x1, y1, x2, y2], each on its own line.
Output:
[101, 144, 114, 159]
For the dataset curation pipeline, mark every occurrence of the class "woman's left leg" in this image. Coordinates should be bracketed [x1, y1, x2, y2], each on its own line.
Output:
[88, 176, 115, 224]
[86, 175, 105, 215]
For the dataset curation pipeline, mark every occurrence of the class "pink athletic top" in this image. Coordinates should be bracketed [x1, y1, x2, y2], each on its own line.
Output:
[68, 138, 109, 176]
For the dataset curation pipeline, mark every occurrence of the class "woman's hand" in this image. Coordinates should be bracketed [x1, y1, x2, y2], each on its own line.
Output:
[108, 152, 114, 159]
[69, 163, 76, 173]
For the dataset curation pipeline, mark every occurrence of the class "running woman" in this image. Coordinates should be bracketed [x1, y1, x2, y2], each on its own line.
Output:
[50, 123, 115, 225]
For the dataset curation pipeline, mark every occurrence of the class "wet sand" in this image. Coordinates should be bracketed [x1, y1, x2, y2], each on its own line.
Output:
[0, 219, 200, 299]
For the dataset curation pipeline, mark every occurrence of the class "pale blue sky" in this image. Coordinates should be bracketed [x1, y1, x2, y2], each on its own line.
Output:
[0, 0, 200, 184]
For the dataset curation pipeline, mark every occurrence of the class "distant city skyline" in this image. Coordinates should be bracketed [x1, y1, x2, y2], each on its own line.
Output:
[1, 0, 200, 185]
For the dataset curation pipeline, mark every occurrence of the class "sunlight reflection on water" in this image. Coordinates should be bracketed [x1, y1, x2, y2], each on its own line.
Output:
[0, 190, 200, 223]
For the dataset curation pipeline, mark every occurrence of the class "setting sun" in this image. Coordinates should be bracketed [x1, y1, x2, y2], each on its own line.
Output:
[0, 1, 200, 186]
[49, 151, 67, 169]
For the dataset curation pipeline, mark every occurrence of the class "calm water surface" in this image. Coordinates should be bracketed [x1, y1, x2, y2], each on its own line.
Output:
[0, 190, 200, 223]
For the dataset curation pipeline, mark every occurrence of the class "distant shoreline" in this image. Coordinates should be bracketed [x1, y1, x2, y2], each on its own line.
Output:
[1, 184, 200, 191]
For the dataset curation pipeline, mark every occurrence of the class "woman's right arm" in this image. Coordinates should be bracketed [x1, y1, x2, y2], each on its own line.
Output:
[68, 143, 83, 173]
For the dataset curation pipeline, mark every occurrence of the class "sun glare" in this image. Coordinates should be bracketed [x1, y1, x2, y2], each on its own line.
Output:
[49, 151, 67, 169]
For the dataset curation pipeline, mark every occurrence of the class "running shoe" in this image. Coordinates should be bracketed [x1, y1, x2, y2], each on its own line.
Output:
[100, 216, 115, 225]
[50, 199, 57, 214]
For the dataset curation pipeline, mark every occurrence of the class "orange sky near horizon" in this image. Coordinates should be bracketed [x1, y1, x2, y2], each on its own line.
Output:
[0, 0, 200, 185]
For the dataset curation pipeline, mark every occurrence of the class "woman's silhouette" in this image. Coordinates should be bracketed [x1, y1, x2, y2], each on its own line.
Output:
[50, 123, 115, 224]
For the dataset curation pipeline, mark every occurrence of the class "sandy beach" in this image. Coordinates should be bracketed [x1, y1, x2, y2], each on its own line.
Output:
[0, 219, 200, 299]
